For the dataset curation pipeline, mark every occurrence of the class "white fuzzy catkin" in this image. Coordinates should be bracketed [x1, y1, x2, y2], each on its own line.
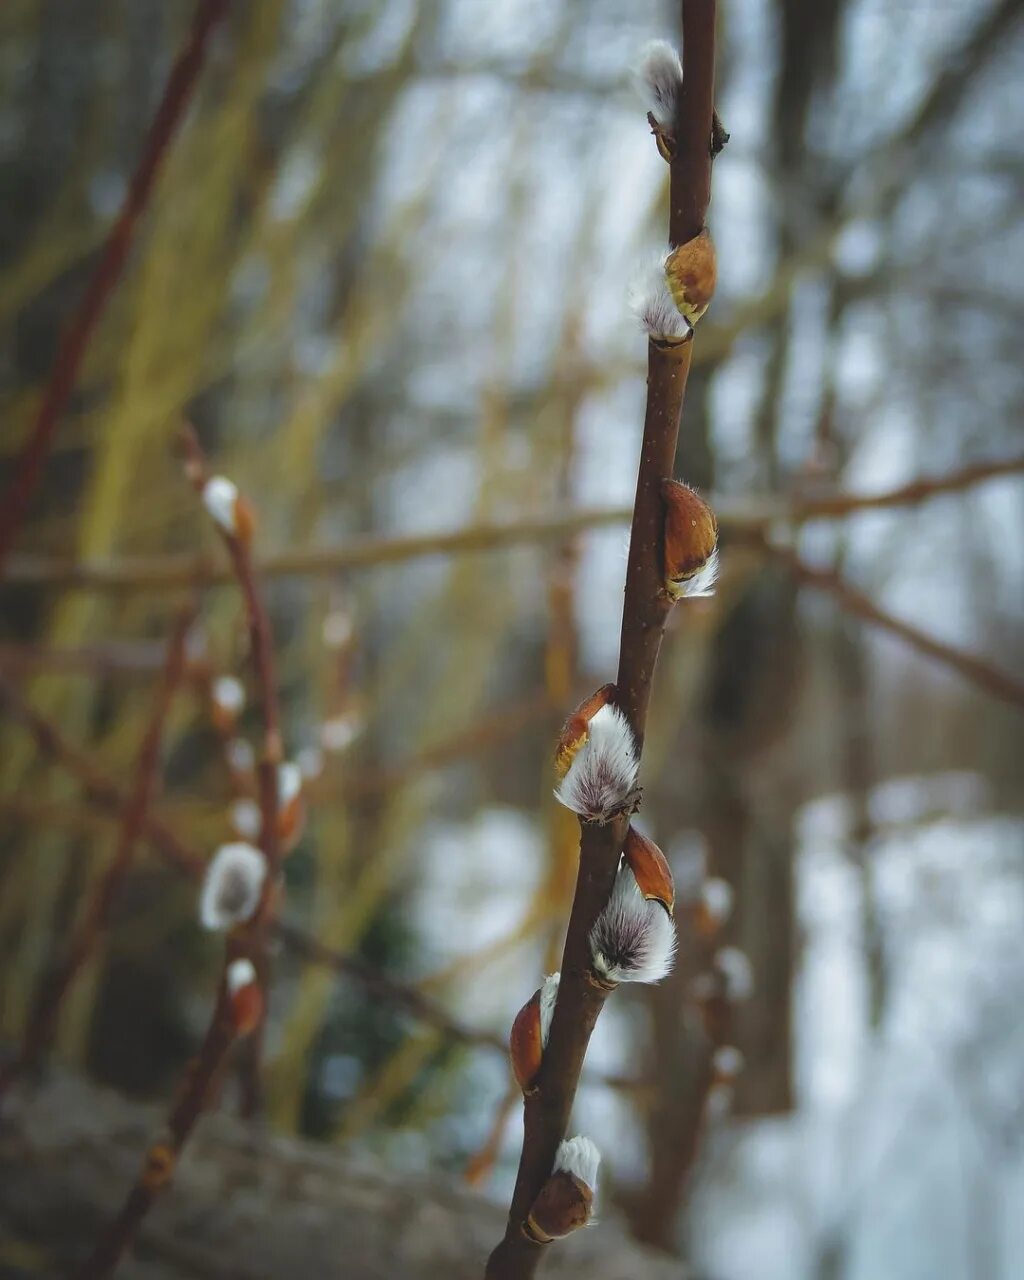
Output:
[667, 546, 719, 599]
[202, 476, 240, 534]
[589, 864, 676, 984]
[278, 761, 303, 808]
[700, 875, 734, 923]
[633, 40, 683, 131]
[322, 609, 353, 649]
[226, 957, 257, 995]
[630, 252, 692, 344]
[296, 745, 324, 780]
[554, 704, 639, 823]
[230, 798, 261, 841]
[198, 842, 265, 930]
[225, 737, 254, 773]
[321, 712, 360, 753]
[538, 972, 560, 1047]
[713, 1044, 745, 1079]
[212, 675, 245, 716]
[554, 1135, 601, 1192]
[715, 945, 754, 1001]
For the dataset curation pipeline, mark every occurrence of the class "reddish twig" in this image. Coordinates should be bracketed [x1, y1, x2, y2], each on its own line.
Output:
[0, 0, 230, 572]
[71, 430, 286, 1272]
[72, 972, 240, 1280]
[763, 540, 1024, 710]
[179, 426, 282, 1116]
[485, 7, 720, 1277]
[0, 606, 194, 1102]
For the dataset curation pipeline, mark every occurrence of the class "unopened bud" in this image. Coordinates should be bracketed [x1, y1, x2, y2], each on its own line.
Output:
[509, 973, 559, 1092]
[712, 1044, 745, 1083]
[226, 958, 263, 1037]
[322, 609, 354, 650]
[225, 737, 255, 775]
[276, 760, 305, 847]
[141, 1141, 176, 1191]
[525, 1137, 599, 1243]
[210, 675, 245, 732]
[664, 229, 717, 327]
[660, 479, 719, 600]
[694, 876, 733, 936]
[202, 476, 255, 544]
[623, 826, 674, 914]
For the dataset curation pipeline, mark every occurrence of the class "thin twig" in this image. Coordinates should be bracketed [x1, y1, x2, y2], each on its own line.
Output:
[0, 0, 230, 572]
[485, 6, 720, 1276]
[179, 426, 282, 1116]
[9, 453, 1020, 592]
[792, 455, 1024, 520]
[0, 684, 635, 1093]
[764, 540, 1024, 710]
[73, 974, 239, 1280]
[0, 683, 503, 1053]
[0, 607, 194, 1102]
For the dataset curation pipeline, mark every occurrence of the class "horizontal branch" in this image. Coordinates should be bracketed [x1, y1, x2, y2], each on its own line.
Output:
[6, 455, 1019, 593]
[766, 541, 1024, 711]
[791, 455, 1024, 520]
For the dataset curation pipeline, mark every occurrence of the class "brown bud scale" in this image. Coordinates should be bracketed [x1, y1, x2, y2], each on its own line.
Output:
[141, 1141, 176, 1191]
[525, 1170, 593, 1242]
[553, 683, 617, 780]
[664, 229, 717, 325]
[230, 980, 264, 1037]
[623, 826, 675, 913]
[509, 989, 543, 1092]
[660, 479, 718, 585]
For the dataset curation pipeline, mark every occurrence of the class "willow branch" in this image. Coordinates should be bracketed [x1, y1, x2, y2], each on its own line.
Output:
[765, 541, 1024, 710]
[72, 973, 240, 1280]
[791, 455, 1024, 520]
[10, 453, 1020, 593]
[486, 7, 720, 1276]
[0, 0, 230, 572]
[179, 426, 282, 1116]
[0, 606, 193, 1102]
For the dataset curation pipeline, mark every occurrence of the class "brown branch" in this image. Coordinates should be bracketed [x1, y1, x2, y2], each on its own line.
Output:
[274, 923, 508, 1057]
[485, 7, 720, 1277]
[10, 454, 1020, 594]
[0, 0, 230, 573]
[0, 607, 194, 1102]
[765, 541, 1024, 710]
[179, 426, 282, 1117]
[72, 975, 240, 1280]
[3, 510, 637, 591]
[792, 455, 1024, 520]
